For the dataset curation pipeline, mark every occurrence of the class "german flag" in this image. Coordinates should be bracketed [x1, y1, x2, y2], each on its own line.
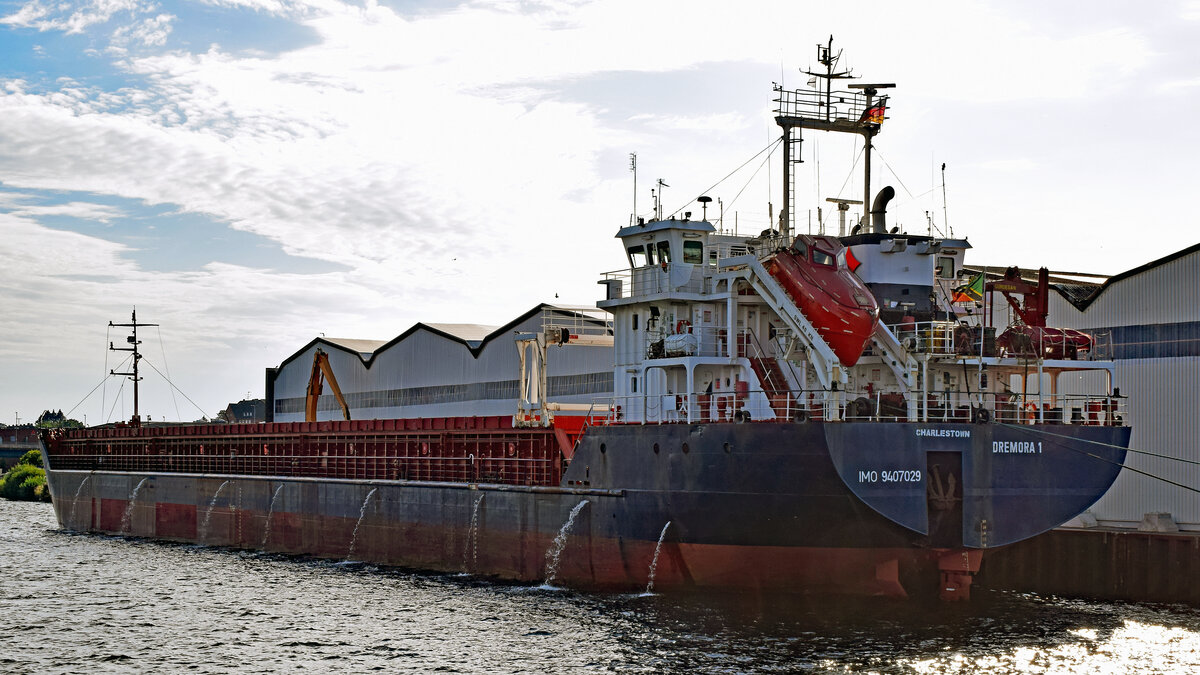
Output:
[859, 97, 887, 125]
[952, 272, 985, 303]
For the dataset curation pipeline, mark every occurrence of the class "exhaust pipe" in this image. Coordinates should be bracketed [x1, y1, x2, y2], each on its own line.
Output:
[870, 185, 895, 234]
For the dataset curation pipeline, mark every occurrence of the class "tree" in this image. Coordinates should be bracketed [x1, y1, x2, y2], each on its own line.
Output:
[0, 449, 51, 502]
[35, 410, 83, 429]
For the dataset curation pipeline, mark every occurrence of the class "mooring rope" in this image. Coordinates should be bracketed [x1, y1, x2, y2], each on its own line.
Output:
[998, 422, 1200, 495]
[996, 422, 1200, 466]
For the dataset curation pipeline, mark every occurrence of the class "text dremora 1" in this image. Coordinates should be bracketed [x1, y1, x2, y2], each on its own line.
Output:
[992, 441, 1042, 454]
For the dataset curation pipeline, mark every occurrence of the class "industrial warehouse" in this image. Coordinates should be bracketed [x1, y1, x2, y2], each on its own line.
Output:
[265, 304, 615, 424]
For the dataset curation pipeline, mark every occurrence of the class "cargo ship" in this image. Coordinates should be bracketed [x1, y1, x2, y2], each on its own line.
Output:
[40, 41, 1129, 600]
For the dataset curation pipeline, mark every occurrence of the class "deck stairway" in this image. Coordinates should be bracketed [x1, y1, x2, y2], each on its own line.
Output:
[738, 331, 794, 419]
[868, 323, 920, 421]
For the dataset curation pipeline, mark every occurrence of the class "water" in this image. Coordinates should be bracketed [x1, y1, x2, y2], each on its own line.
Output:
[643, 520, 671, 596]
[261, 484, 285, 548]
[345, 487, 377, 561]
[198, 480, 230, 542]
[5, 500, 1200, 673]
[68, 475, 91, 530]
[543, 499, 588, 588]
[461, 492, 485, 574]
[119, 478, 148, 534]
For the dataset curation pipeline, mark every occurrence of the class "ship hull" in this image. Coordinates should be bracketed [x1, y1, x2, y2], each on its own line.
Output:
[41, 420, 1128, 599]
[43, 469, 935, 597]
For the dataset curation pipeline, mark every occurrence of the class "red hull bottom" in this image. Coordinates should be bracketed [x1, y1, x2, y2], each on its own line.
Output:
[72, 490, 964, 600]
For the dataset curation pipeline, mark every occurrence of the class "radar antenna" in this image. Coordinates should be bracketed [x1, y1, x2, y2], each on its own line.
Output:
[775, 37, 895, 238]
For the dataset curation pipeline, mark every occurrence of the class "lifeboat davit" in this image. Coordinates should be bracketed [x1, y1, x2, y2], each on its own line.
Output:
[766, 235, 880, 366]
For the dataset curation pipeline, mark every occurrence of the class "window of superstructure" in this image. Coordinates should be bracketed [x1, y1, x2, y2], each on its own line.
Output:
[656, 240, 671, 264]
[632, 313, 639, 330]
[628, 245, 648, 267]
[683, 240, 703, 264]
[631, 376, 638, 393]
[937, 256, 955, 279]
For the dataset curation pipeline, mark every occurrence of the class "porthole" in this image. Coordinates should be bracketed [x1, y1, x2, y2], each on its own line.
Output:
[723, 442, 732, 453]
[652, 443, 660, 454]
[600, 443, 607, 454]
[681, 442, 690, 454]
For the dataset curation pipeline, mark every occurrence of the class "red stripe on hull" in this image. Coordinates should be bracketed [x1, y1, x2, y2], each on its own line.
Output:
[155, 502, 197, 540]
[79, 495, 939, 598]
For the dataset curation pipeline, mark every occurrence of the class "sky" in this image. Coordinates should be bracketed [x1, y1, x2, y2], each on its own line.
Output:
[1, 0, 1198, 425]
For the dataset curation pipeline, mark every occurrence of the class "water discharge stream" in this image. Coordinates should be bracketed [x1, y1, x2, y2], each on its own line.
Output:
[542, 499, 589, 588]
[261, 484, 285, 548]
[198, 480, 230, 542]
[346, 488, 378, 561]
[119, 478, 148, 534]
[642, 521, 672, 596]
[68, 475, 91, 530]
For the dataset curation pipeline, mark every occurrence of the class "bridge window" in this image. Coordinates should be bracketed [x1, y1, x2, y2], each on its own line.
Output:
[628, 244, 656, 267]
[812, 248, 835, 267]
[937, 257, 955, 279]
[683, 240, 703, 264]
[656, 240, 672, 263]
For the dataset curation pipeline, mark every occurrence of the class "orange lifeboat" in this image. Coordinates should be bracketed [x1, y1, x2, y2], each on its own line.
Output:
[766, 235, 880, 366]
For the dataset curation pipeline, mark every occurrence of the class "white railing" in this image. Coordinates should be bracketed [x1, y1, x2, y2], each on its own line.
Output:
[588, 388, 1126, 427]
[886, 320, 1107, 362]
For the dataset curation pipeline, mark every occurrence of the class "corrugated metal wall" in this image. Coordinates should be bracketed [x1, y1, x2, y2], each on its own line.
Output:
[271, 311, 613, 423]
[1051, 247, 1200, 529]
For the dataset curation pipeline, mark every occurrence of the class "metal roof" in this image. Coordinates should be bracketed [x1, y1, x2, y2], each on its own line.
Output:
[275, 303, 611, 373]
[323, 337, 387, 358]
[422, 323, 500, 346]
[616, 218, 715, 238]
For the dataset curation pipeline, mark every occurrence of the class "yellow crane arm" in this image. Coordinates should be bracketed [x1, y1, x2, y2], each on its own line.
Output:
[304, 348, 352, 422]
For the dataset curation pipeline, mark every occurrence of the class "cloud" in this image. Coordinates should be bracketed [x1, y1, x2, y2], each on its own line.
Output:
[110, 12, 174, 50]
[1, 0, 146, 35]
[7, 200, 126, 222]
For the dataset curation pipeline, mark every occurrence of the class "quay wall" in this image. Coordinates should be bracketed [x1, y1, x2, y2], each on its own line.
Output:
[978, 527, 1200, 606]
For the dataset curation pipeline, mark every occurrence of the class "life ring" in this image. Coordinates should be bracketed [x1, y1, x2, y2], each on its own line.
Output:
[661, 260, 669, 271]
[676, 319, 691, 334]
[1023, 403, 1037, 424]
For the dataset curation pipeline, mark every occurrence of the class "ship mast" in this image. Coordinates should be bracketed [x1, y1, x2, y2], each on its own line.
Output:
[109, 308, 158, 426]
[776, 37, 894, 236]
